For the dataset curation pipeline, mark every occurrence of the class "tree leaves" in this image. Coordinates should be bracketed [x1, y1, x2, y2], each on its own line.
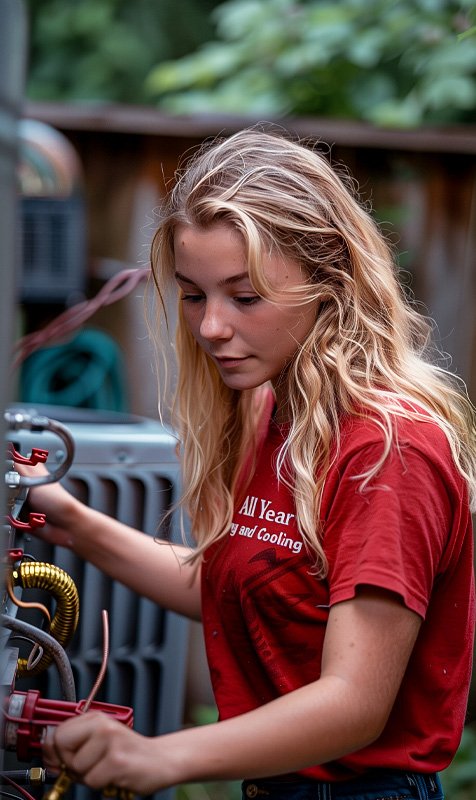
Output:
[26, 0, 476, 125]
[147, 0, 476, 126]
[26, 0, 223, 104]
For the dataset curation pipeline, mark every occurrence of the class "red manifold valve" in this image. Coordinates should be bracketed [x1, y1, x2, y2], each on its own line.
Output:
[4, 689, 134, 763]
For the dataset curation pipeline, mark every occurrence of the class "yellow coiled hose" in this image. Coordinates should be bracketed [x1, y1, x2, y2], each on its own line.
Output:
[12, 562, 79, 677]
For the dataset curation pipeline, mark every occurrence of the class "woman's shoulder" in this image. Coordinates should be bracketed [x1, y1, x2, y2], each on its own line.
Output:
[338, 398, 454, 464]
[329, 401, 467, 506]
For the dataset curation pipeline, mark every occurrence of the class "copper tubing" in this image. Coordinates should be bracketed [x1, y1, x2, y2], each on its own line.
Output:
[83, 609, 109, 711]
[12, 562, 79, 678]
[6, 573, 51, 626]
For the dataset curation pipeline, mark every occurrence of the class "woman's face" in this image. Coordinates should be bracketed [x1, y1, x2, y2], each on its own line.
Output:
[173, 223, 318, 412]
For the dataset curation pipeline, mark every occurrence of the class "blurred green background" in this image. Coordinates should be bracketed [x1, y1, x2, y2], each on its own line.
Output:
[27, 0, 476, 126]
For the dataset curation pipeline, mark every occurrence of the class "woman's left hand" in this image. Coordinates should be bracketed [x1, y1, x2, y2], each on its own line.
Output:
[42, 711, 170, 796]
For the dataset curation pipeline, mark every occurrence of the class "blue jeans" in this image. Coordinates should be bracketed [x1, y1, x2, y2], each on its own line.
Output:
[242, 770, 443, 800]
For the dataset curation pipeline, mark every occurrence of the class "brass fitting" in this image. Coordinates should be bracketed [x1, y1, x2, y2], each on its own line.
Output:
[42, 768, 73, 800]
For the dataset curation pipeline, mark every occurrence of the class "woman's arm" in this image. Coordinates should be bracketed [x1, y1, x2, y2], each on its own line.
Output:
[42, 586, 421, 794]
[24, 478, 202, 620]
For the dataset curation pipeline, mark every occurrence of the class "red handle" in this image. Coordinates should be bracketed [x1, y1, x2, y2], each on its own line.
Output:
[6, 513, 47, 531]
[4, 690, 134, 762]
[8, 445, 49, 466]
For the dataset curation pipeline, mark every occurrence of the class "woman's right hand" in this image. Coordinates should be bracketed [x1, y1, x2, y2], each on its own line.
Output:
[14, 463, 84, 551]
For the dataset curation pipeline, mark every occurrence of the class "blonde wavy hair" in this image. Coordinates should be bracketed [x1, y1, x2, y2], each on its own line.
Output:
[150, 127, 476, 575]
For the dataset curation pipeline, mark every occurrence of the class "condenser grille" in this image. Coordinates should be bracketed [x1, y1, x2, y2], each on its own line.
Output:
[22, 465, 186, 735]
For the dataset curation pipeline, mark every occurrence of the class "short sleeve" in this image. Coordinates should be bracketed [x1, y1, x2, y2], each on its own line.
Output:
[322, 442, 454, 618]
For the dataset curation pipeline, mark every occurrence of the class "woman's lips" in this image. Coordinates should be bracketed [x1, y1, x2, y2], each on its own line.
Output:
[214, 356, 249, 369]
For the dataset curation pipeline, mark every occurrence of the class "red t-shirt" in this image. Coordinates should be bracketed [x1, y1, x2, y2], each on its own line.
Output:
[201, 408, 475, 781]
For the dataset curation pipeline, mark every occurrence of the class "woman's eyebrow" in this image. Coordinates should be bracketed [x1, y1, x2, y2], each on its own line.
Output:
[174, 271, 196, 285]
[174, 270, 251, 287]
[218, 271, 250, 287]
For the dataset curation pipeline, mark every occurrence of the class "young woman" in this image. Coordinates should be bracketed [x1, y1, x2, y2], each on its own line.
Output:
[29, 128, 475, 800]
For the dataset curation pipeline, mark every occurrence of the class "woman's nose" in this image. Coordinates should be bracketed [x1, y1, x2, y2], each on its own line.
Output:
[199, 301, 233, 341]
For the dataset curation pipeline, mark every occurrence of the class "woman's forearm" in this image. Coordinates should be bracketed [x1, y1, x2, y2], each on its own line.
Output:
[23, 465, 202, 620]
[41, 676, 378, 796]
[153, 675, 379, 789]
[61, 500, 202, 620]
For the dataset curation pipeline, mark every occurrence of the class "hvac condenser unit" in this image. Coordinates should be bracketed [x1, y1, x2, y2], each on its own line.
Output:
[6, 404, 190, 799]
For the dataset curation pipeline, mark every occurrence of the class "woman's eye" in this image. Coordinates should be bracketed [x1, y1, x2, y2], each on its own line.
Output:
[182, 294, 204, 303]
[235, 296, 260, 306]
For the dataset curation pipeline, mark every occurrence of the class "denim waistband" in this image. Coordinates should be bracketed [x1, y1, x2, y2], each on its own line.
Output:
[242, 769, 443, 800]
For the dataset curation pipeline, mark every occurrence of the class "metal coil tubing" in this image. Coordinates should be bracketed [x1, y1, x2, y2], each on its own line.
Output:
[12, 561, 79, 677]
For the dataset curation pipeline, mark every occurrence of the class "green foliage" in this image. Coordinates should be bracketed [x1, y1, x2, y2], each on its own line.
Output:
[177, 706, 241, 800]
[26, 0, 222, 103]
[147, 0, 476, 126]
[441, 723, 476, 800]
